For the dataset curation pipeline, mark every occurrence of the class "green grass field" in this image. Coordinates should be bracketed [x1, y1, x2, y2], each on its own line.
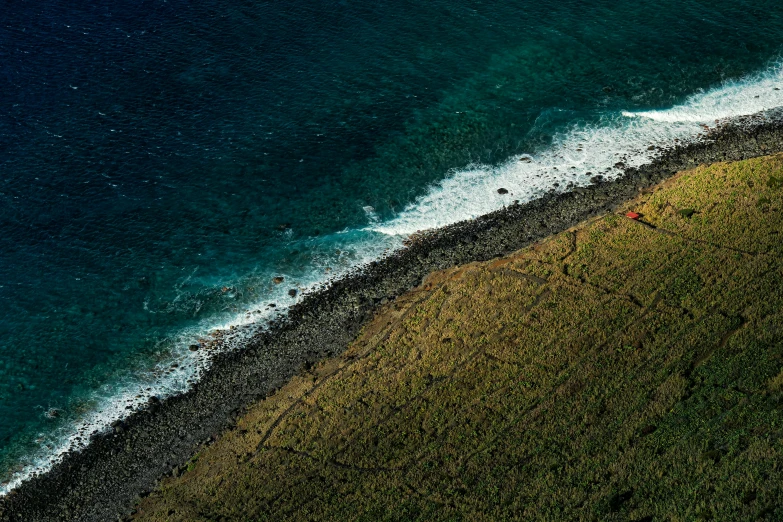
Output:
[133, 155, 783, 521]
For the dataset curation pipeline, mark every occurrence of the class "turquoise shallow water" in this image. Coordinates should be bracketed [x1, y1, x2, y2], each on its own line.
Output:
[2, 0, 783, 491]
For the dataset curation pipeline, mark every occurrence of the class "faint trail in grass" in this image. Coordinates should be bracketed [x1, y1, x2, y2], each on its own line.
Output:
[252, 288, 434, 454]
[627, 216, 768, 257]
[263, 445, 403, 473]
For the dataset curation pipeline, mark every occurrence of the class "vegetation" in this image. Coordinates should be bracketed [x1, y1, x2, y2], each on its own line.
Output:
[133, 155, 783, 521]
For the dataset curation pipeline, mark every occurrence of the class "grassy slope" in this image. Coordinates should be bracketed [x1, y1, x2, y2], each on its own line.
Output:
[133, 155, 783, 521]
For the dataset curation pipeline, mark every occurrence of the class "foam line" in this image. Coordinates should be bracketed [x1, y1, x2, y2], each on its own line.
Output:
[373, 61, 783, 236]
[3, 59, 783, 496]
[0, 229, 401, 496]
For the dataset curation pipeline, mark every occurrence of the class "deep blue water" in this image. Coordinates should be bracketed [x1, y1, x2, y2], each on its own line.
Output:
[2, 0, 783, 490]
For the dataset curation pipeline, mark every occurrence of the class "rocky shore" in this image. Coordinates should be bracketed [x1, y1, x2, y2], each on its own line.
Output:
[3, 110, 783, 522]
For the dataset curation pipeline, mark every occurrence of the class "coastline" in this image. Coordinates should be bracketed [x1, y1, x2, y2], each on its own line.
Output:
[133, 151, 783, 520]
[3, 110, 783, 521]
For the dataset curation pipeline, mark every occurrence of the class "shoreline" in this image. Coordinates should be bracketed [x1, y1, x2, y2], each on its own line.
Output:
[3, 110, 783, 521]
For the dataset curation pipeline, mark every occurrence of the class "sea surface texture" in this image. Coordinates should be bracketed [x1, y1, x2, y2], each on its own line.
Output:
[1, 0, 783, 493]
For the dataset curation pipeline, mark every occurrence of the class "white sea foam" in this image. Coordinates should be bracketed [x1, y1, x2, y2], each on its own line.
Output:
[3, 60, 783, 497]
[373, 61, 783, 236]
[0, 227, 400, 496]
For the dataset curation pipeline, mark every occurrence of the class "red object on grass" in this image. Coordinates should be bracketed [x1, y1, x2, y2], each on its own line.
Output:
[625, 211, 640, 220]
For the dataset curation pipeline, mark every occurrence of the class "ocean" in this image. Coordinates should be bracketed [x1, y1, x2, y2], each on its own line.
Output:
[2, 0, 783, 493]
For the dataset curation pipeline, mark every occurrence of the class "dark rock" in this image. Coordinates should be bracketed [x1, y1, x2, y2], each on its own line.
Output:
[9, 109, 783, 522]
[288, 289, 298, 298]
[188, 345, 199, 352]
[497, 188, 509, 195]
[272, 276, 284, 284]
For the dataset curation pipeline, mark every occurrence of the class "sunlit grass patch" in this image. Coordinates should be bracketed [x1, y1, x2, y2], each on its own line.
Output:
[133, 154, 783, 521]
